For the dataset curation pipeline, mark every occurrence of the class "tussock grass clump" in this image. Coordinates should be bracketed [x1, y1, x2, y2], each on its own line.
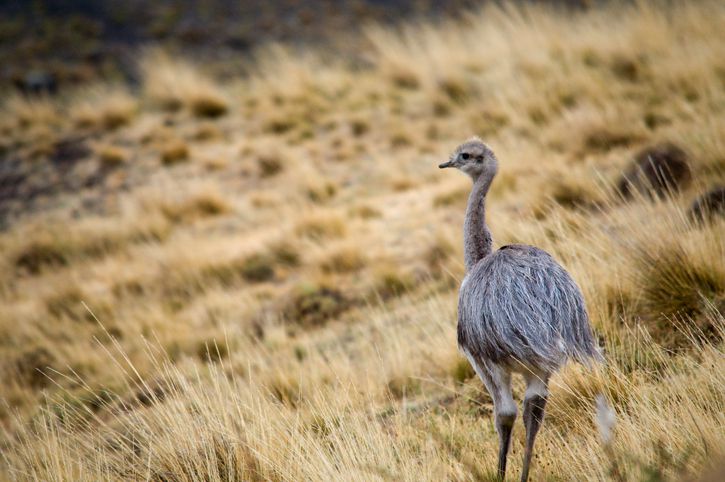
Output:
[618, 143, 692, 199]
[689, 186, 725, 224]
[189, 92, 228, 119]
[600, 283, 639, 326]
[610, 54, 646, 82]
[257, 154, 283, 177]
[386, 374, 421, 400]
[112, 278, 147, 300]
[643, 111, 671, 130]
[433, 186, 468, 208]
[548, 365, 631, 433]
[10, 346, 56, 388]
[160, 274, 212, 310]
[248, 141, 291, 178]
[636, 247, 724, 344]
[349, 117, 370, 137]
[159, 191, 231, 223]
[283, 282, 350, 328]
[582, 127, 642, 153]
[95, 144, 128, 168]
[49, 136, 91, 165]
[4, 95, 60, 129]
[202, 157, 229, 171]
[262, 115, 297, 135]
[196, 340, 229, 363]
[14, 239, 68, 274]
[295, 213, 346, 240]
[306, 180, 337, 203]
[193, 122, 223, 141]
[72, 86, 137, 130]
[390, 68, 420, 89]
[373, 265, 415, 299]
[349, 204, 382, 219]
[451, 355, 476, 383]
[320, 245, 366, 274]
[45, 287, 95, 323]
[140, 49, 228, 118]
[267, 373, 302, 408]
[468, 110, 509, 137]
[431, 95, 452, 117]
[527, 104, 549, 126]
[390, 176, 416, 192]
[270, 241, 301, 267]
[160, 139, 190, 165]
[549, 177, 602, 211]
[161, 247, 289, 302]
[238, 253, 276, 282]
[390, 130, 412, 148]
[437, 75, 472, 104]
[425, 234, 458, 281]
[12, 218, 171, 275]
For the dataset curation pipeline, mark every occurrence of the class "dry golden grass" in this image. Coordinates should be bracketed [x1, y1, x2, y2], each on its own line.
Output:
[95, 143, 129, 168]
[140, 49, 229, 118]
[160, 139, 190, 165]
[1, 1, 725, 481]
[71, 85, 138, 130]
[156, 189, 232, 223]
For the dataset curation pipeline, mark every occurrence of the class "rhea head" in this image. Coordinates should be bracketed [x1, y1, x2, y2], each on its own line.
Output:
[439, 137, 498, 180]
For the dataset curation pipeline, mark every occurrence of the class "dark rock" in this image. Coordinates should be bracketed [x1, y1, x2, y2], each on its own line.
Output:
[689, 186, 725, 224]
[15, 70, 58, 95]
[618, 142, 692, 199]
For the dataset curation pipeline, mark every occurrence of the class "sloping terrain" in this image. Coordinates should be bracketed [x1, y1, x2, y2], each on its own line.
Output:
[1, 2, 724, 480]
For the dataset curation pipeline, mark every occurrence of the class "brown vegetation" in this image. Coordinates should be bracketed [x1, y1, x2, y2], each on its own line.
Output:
[1, 2, 724, 481]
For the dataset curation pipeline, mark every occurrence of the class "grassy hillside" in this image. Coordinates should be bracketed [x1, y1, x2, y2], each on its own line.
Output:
[1, 1, 724, 480]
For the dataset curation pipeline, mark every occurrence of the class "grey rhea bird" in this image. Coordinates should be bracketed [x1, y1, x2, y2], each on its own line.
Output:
[439, 137, 601, 482]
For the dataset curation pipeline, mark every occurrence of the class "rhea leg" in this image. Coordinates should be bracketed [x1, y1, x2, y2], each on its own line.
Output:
[491, 366, 516, 481]
[520, 371, 550, 482]
[464, 352, 516, 480]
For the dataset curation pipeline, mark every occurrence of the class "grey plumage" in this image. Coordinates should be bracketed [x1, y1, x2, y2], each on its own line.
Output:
[458, 244, 599, 374]
[439, 137, 600, 482]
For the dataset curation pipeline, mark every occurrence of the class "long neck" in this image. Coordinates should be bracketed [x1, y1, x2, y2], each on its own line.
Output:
[463, 170, 495, 271]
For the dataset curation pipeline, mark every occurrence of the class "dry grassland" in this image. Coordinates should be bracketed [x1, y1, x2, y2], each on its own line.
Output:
[1, 1, 724, 480]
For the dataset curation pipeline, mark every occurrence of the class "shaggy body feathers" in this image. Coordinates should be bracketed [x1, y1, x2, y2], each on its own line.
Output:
[457, 244, 599, 374]
[440, 137, 601, 482]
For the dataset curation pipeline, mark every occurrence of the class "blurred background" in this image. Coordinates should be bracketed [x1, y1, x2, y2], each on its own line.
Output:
[1, 1, 724, 480]
[0, 0, 594, 92]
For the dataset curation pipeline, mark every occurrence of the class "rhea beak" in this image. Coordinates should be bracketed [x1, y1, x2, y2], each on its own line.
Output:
[439, 160, 454, 169]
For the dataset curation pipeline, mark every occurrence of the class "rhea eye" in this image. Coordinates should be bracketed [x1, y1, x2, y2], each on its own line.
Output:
[461, 153, 470, 160]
